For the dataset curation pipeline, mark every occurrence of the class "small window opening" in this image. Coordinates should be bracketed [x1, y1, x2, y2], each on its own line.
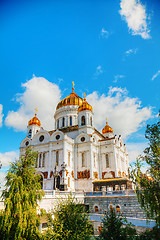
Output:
[62, 117, 65, 127]
[81, 116, 85, 126]
[116, 205, 120, 212]
[28, 129, 32, 138]
[70, 116, 72, 126]
[95, 206, 99, 212]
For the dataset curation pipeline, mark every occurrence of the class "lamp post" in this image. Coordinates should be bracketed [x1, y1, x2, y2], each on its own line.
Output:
[61, 162, 67, 191]
[53, 163, 59, 190]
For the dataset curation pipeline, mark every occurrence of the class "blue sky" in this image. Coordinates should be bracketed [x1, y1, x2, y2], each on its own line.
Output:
[0, 0, 160, 187]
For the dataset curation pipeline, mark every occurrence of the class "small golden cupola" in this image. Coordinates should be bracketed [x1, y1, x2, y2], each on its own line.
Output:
[56, 81, 83, 110]
[102, 117, 113, 134]
[28, 108, 41, 127]
[78, 92, 93, 112]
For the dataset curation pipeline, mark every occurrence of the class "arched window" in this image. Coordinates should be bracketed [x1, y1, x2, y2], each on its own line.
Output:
[57, 119, 59, 129]
[81, 116, 85, 126]
[90, 117, 92, 126]
[28, 129, 32, 138]
[62, 117, 65, 127]
[56, 151, 59, 166]
[95, 206, 99, 212]
[70, 116, 72, 126]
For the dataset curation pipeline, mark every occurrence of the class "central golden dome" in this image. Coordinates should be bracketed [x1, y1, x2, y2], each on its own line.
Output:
[56, 83, 83, 110]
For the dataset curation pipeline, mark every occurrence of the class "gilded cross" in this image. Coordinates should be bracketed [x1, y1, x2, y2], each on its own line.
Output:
[84, 92, 86, 99]
[35, 108, 38, 116]
[72, 81, 75, 90]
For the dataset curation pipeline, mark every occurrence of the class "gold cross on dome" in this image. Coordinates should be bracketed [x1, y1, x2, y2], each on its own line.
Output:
[84, 92, 86, 100]
[35, 108, 38, 116]
[106, 117, 108, 123]
[72, 81, 75, 91]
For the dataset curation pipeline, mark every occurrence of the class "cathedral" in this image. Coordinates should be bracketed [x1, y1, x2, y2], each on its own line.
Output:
[20, 83, 129, 192]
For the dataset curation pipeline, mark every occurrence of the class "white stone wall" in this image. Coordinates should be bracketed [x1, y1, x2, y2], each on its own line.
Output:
[20, 104, 129, 192]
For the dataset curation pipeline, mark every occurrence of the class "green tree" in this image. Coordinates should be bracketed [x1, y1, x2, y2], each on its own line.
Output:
[98, 208, 137, 240]
[0, 147, 44, 240]
[42, 194, 93, 240]
[130, 115, 160, 227]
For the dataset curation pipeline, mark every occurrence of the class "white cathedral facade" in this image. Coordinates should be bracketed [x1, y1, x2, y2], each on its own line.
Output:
[20, 84, 129, 192]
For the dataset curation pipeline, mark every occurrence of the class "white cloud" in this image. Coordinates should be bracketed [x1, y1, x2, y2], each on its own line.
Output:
[0, 104, 3, 127]
[151, 70, 160, 81]
[4, 76, 152, 140]
[114, 74, 125, 83]
[127, 142, 147, 163]
[94, 66, 103, 79]
[87, 87, 152, 138]
[100, 28, 109, 39]
[0, 151, 18, 167]
[5, 76, 61, 131]
[0, 151, 18, 189]
[119, 0, 151, 39]
[125, 48, 138, 56]
[0, 172, 6, 190]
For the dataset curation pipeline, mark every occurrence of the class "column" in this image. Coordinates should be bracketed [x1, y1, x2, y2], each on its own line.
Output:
[113, 145, 118, 177]
[98, 145, 102, 179]
[48, 143, 52, 178]
[66, 116, 69, 127]
[90, 143, 93, 179]
[74, 144, 78, 179]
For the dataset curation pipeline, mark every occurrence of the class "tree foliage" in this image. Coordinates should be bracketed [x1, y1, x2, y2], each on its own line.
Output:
[42, 194, 93, 240]
[97, 208, 137, 240]
[130, 115, 160, 227]
[0, 147, 44, 240]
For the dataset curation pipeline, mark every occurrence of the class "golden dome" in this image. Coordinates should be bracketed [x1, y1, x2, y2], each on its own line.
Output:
[28, 109, 41, 127]
[78, 93, 93, 112]
[102, 118, 113, 134]
[56, 82, 83, 110]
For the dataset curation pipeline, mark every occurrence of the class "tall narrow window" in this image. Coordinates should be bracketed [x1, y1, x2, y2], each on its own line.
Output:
[36, 156, 38, 168]
[106, 154, 109, 168]
[94, 153, 96, 167]
[39, 153, 42, 168]
[70, 116, 72, 126]
[68, 152, 70, 166]
[81, 116, 85, 126]
[62, 117, 65, 127]
[42, 152, 45, 167]
[82, 152, 85, 167]
[90, 117, 92, 126]
[28, 129, 32, 138]
[57, 119, 59, 129]
[56, 151, 59, 166]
